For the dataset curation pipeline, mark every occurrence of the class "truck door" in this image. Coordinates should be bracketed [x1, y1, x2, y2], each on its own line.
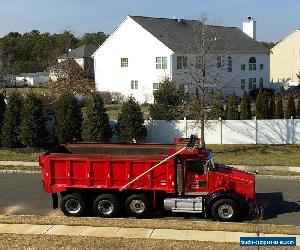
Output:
[184, 159, 209, 195]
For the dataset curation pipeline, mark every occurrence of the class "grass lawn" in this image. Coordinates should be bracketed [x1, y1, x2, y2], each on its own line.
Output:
[0, 144, 299, 166]
[0, 148, 41, 162]
[208, 144, 300, 166]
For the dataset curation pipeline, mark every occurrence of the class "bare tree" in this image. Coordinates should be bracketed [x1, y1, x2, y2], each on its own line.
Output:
[174, 14, 237, 146]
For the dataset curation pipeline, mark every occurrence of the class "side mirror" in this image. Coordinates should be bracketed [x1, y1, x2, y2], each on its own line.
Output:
[187, 134, 198, 150]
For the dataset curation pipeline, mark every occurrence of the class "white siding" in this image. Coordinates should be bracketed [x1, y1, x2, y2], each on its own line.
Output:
[94, 16, 173, 103]
[172, 53, 270, 97]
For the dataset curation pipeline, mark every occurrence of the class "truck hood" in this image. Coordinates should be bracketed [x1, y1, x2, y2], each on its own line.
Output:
[214, 164, 256, 200]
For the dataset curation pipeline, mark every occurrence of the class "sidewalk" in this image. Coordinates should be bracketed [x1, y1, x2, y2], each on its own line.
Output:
[0, 223, 299, 246]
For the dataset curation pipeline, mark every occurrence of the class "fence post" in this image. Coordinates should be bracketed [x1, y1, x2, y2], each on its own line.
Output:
[254, 116, 257, 144]
[184, 117, 187, 137]
[219, 117, 222, 144]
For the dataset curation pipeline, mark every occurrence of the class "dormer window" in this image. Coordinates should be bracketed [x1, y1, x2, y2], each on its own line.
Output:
[249, 57, 256, 70]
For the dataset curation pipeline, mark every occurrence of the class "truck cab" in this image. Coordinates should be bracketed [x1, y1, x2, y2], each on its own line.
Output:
[164, 147, 256, 221]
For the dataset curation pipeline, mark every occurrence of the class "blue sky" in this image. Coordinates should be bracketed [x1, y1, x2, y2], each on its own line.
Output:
[0, 0, 299, 42]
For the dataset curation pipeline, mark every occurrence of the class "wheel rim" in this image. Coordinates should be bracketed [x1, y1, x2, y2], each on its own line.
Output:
[65, 198, 81, 214]
[129, 199, 145, 214]
[218, 204, 234, 219]
[97, 200, 114, 215]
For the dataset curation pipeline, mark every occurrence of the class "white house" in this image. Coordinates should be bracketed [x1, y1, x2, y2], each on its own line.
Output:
[94, 16, 270, 103]
[15, 72, 50, 86]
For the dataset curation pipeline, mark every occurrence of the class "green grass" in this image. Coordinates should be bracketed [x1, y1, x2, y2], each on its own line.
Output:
[0, 149, 42, 162]
[0, 144, 299, 167]
[106, 104, 150, 120]
[208, 144, 300, 166]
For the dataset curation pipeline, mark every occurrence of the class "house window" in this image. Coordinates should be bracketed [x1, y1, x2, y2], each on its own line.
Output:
[241, 64, 245, 70]
[196, 55, 203, 69]
[228, 56, 232, 72]
[131, 80, 138, 89]
[217, 56, 222, 68]
[259, 77, 263, 88]
[156, 57, 167, 69]
[249, 57, 256, 70]
[177, 56, 187, 69]
[181, 83, 189, 93]
[248, 78, 256, 90]
[153, 83, 160, 90]
[241, 79, 245, 90]
[121, 58, 128, 67]
[260, 64, 264, 70]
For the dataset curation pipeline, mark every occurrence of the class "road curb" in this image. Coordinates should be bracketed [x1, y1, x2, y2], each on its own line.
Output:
[0, 170, 40, 174]
[0, 223, 298, 246]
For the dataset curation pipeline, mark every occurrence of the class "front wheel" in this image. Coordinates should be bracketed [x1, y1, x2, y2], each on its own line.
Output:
[60, 193, 86, 217]
[211, 198, 239, 222]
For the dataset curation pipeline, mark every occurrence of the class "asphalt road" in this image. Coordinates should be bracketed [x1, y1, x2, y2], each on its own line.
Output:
[0, 172, 299, 225]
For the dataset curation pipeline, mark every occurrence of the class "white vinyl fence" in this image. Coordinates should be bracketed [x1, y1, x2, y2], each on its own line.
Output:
[145, 118, 300, 144]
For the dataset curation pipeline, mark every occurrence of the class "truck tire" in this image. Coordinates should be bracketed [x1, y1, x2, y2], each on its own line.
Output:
[211, 198, 239, 222]
[93, 194, 120, 218]
[60, 193, 86, 217]
[125, 194, 151, 218]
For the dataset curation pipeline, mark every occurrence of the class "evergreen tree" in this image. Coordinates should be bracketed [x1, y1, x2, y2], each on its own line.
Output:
[255, 89, 269, 119]
[297, 100, 300, 119]
[210, 91, 224, 119]
[239, 91, 252, 120]
[0, 93, 6, 144]
[54, 92, 82, 143]
[268, 96, 276, 119]
[1, 91, 23, 147]
[82, 93, 112, 142]
[149, 78, 184, 120]
[274, 97, 284, 119]
[226, 92, 239, 120]
[116, 97, 147, 142]
[19, 92, 46, 147]
[285, 95, 296, 118]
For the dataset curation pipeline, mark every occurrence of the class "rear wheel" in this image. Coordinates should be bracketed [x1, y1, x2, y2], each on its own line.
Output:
[93, 194, 120, 218]
[125, 194, 151, 218]
[60, 193, 86, 217]
[211, 198, 239, 222]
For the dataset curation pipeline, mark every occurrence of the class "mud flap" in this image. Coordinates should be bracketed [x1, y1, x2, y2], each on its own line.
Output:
[52, 193, 58, 209]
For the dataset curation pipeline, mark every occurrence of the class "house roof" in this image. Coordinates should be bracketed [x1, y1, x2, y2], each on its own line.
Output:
[48, 59, 84, 72]
[130, 16, 269, 54]
[59, 44, 99, 59]
[17, 72, 49, 78]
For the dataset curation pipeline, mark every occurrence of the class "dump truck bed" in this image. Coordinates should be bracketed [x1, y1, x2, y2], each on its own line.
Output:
[40, 143, 180, 194]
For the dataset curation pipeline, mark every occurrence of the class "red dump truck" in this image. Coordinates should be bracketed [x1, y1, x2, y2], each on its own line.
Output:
[39, 136, 256, 222]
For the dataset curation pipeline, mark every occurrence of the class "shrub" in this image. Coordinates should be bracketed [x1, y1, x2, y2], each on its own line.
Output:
[20, 92, 47, 147]
[285, 95, 296, 118]
[116, 96, 146, 142]
[82, 93, 112, 142]
[226, 92, 239, 120]
[274, 97, 284, 119]
[1, 91, 23, 147]
[256, 89, 269, 119]
[240, 91, 252, 119]
[54, 91, 82, 143]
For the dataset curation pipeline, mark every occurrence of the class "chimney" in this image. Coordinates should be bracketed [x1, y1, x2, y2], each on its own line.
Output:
[243, 17, 256, 40]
